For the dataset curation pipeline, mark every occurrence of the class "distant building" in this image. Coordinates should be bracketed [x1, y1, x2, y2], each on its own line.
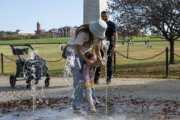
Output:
[49, 26, 77, 38]
[35, 22, 45, 35]
[15, 29, 35, 35]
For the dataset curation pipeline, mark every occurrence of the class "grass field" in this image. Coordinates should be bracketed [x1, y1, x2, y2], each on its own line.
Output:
[0, 38, 70, 44]
[0, 36, 172, 45]
[0, 38, 180, 79]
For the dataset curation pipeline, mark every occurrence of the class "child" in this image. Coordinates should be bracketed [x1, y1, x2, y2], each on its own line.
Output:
[83, 50, 105, 113]
[83, 51, 97, 113]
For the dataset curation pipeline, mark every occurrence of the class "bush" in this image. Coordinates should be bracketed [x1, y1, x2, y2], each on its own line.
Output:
[0, 32, 52, 41]
[39, 33, 52, 38]
[1, 35, 23, 40]
[31, 35, 40, 39]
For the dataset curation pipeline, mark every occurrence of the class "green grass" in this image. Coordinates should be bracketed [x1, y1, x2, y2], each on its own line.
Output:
[0, 36, 179, 44]
[0, 38, 180, 79]
[0, 38, 70, 44]
[0, 36, 169, 45]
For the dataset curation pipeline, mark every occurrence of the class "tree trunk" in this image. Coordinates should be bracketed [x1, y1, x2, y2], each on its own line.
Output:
[169, 40, 175, 64]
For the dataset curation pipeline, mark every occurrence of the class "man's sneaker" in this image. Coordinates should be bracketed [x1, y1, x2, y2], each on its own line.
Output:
[106, 79, 111, 84]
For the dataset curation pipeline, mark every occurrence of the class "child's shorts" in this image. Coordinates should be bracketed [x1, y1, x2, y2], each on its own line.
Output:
[84, 80, 94, 88]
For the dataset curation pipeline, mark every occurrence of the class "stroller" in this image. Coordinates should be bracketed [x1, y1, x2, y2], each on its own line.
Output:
[9, 44, 50, 88]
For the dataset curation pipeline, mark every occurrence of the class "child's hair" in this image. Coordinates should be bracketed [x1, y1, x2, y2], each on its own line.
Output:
[83, 51, 94, 65]
[85, 51, 94, 60]
[85, 50, 104, 59]
[83, 50, 104, 64]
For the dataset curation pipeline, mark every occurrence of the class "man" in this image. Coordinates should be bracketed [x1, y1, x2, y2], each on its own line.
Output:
[94, 11, 118, 84]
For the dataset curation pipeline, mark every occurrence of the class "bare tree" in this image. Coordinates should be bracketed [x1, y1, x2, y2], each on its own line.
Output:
[109, 0, 180, 63]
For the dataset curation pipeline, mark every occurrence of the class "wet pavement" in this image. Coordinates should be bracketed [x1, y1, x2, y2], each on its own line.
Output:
[0, 76, 180, 120]
[0, 96, 179, 120]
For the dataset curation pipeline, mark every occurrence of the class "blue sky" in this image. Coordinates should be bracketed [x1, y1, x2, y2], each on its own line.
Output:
[0, 0, 83, 32]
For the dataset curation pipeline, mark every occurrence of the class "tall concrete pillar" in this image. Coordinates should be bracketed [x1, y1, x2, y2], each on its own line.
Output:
[83, 0, 108, 24]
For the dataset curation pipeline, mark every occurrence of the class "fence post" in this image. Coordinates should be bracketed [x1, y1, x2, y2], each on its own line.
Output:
[122, 41, 124, 45]
[127, 40, 129, 58]
[166, 47, 169, 76]
[114, 52, 116, 74]
[1, 53, 4, 74]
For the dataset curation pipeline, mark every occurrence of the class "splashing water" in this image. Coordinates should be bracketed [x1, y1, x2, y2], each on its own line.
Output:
[30, 65, 36, 120]
[102, 40, 110, 117]
[102, 40, 110, 63]
[102, 40, 110, 53]
[40, 77, 46, 98]
[63, 48, 75, 86]
[24, 49, 45, 120]
[62, 48, 76, 108]
[30, 50, 39, 119]
[23, 50, 38, 79]
[29, 50, 39, 60]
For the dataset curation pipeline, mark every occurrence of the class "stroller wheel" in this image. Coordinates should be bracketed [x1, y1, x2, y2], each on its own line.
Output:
[26, 79, 31, 88]
[9, 75, 16, 87]
[45, 73, 50, 87]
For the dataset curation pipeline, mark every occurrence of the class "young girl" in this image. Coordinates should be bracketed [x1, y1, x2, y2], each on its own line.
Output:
[83, 50, 104, 113]
[83, 51, 97, 113]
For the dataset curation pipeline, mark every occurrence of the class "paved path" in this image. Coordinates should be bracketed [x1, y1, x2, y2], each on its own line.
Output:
[0, 76, 180, 103]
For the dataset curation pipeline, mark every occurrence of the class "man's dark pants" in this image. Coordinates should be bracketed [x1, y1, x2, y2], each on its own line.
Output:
[94, 47, 112, 84]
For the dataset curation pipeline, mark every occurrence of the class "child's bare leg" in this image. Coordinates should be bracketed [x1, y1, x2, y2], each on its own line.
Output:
[86, 88, 96, 113]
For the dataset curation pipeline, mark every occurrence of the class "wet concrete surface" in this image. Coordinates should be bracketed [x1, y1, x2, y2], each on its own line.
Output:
[0, 96, 179, 120]
[0, 76, 180, 119]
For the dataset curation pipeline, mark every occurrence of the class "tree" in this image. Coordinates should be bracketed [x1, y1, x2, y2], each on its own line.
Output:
[109, 0, 180, 63]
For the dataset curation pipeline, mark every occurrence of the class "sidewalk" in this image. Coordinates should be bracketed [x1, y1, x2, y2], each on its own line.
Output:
[0, 76, 180, 103]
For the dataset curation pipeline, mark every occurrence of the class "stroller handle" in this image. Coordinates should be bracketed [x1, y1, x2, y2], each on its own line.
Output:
[10, 44, 34, 50]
